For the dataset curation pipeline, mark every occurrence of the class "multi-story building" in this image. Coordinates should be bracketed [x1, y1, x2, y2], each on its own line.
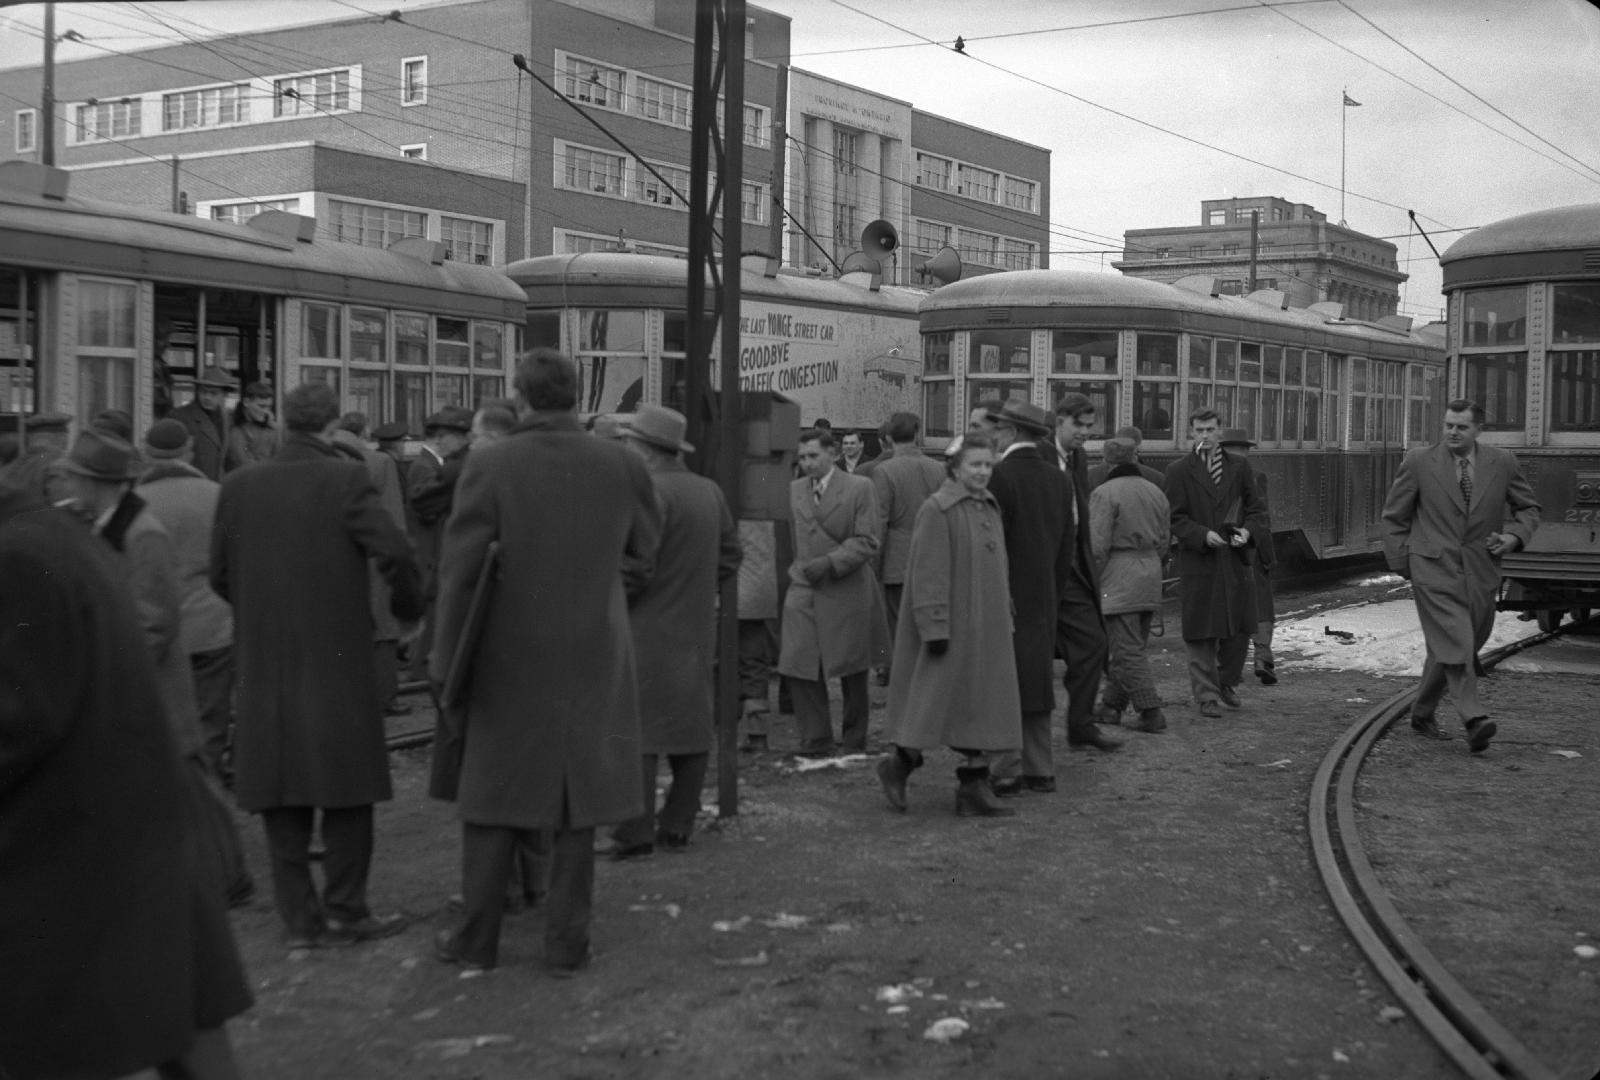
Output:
[1113, 196, 1406, 321]
[2, 1, 1049, 283]
[786, 69, 1049, 282]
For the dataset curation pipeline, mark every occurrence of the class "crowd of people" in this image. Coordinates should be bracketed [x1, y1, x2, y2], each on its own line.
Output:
[0, 333, 1537, 1076]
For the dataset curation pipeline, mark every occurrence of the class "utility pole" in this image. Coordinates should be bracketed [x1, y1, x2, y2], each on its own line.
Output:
[41, 2, 56, 166]
[1247, 210, 1259, 293]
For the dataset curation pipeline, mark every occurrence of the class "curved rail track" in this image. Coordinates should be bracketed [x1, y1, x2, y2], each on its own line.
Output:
[1309, 629, 1565, 1080]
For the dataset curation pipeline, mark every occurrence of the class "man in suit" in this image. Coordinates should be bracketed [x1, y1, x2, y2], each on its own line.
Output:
[431, 349, 661, 975]
[1166, 408, 1270, 718]
[986, 401, 1074, 796]
[777, 428, 889, 757]
[170, 366, 242, 480]
[212, 382, 423, 950]
[870, 411, 946, 649]
[1052, 394, 1119, 752]
[1382, 399, 1539, 752]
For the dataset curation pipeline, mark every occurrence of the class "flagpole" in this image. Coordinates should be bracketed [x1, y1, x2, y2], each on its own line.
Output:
[1340, 87, 1347, 226]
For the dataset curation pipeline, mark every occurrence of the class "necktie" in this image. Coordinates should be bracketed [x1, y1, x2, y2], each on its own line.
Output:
[1458, 457, 1472, 511]
[1208, 448, 1222, 486]
[813, 481, 823, 504]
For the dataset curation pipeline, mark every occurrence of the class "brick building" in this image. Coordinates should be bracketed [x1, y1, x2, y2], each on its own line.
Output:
[1113, 196, 1406, 321]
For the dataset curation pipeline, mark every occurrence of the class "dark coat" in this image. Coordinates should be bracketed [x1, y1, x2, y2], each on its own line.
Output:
[169, 400, 240, 481]
[331, 430, 411, 641]
[1060, 443, 1100, 598]
[871, 444, 948, 585]
[988, 443, 1074, 713]
[1247, 469, 1278, 624]
[211, 433, 422, 812]
[885, 480, 1021, 750]
[138, 462, 233, 654]
[1165, 448, 1270, 642]
[0, 492, 251, 1079]
[1381, 442, 1539, 665]
[777, 469, 891, 680]
[227, 417, 280, 470]
[407, 444, 464, 598]
[631, 459, 741, 755]
[429, 411, 662, 830]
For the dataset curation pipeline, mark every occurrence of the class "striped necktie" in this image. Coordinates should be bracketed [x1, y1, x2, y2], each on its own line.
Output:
[1207, 448, 1222, 486]
[1458, 457, 1471, 511]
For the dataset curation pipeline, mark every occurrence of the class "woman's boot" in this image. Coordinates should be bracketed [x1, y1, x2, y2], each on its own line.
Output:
[954, 764, 1017, 818]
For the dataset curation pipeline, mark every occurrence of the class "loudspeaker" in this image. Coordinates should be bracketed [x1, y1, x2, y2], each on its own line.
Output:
[911, 245, 963, 285]
[861, 219, 899, 257]
[839, 251, 881, 274]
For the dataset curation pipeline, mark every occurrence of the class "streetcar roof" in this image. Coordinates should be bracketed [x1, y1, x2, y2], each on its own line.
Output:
[0, 162, 527, 319]
[505, 252, 925, 317]
[920, 269, 1440, 352]
[1440, 203, 1600, 290]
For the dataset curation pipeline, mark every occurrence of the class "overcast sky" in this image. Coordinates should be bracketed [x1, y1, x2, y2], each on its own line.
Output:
[5, 0, 1598, 321]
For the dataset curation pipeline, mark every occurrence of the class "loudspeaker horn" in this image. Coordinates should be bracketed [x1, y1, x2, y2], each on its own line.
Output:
[838, 250, 884, 291]
[860, 219, 899, 257]
[911, 245, 963, 285]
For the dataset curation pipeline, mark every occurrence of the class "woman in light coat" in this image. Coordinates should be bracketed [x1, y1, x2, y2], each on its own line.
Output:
[876, 435, 1021, 817]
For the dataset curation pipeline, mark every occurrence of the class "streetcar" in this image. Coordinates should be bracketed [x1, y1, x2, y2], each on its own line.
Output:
[504, 251, 924, 434]
[1439, 203, 1600, 629]
[918, 270, 1448, 561]
[0, 161, 526, 444]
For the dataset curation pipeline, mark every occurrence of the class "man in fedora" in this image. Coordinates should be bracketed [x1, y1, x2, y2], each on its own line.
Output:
[777, 427, 890, 758]
[212, 382, 423, 950]
[1217, 428, 1280, 687]
[170, 366, 242, 481]
[1087, 426, 1166, 491]
[0, 412, 73, 504]
[607, 405, 740, 858]
[984, 400, 1074, 803]
[1165, 409, 1270, 718]
[408, 406, 474, 683]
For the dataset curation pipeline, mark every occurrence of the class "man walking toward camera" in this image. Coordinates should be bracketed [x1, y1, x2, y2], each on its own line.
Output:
[1382, 399, 1538, 752]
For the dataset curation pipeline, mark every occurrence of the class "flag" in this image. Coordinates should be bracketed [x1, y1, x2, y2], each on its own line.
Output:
[1343, 93, 1362, 107]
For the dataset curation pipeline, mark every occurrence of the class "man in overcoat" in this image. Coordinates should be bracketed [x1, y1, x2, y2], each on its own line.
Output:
[777, 427, 890, 756]
[431, 349, 661, 976]
[1166, 408, 1270, 717]
[1215, 429, 1280, 686]
[610, 405, 740, 857]
[170, 365, 243, 480]
[1052, 394, 1119, 752]
[212, 382, 423, 950]
[871, 410, 946, 645]
[986, 401, 1074, 793]
[1381, 399, 1539, 752]
[1, 480, 252, 1080]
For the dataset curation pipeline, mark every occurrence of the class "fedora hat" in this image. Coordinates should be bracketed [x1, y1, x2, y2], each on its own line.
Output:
[60, 427, 144, 481]
[1218, 427, 1257, 448]
[989, 400, 1054, 436]
[143, 418, 193, 460]
[195, 366, 237, 390]
[372, 420, 409, 442]
[624, 404, 693, 454]
[423, 406, 473, 434]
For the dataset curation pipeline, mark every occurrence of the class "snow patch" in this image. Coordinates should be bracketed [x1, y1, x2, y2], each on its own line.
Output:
[1277, 601, 1531, 677]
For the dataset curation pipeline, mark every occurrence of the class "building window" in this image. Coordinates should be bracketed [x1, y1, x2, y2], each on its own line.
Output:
[1002, 176, 1036, 213]
[636, 76, 691, 127]
[209, 198, 299, 224]
[1000, 238, 1037, 271]
[162, 83, 249, 131]
[1221, 244, 1239, 256]
[960, 165, 999, 203]
[741, 181, 767, 226]
[400, 144, 427, 160]
[913, 219, 952, 253]
[636, 162, 691, 208]
[959, 229, 1000, 267]
[401, 57, 427, 106]
[440, 216, 493, 265]
[275, 68, 352, 117]
[562, 55, 626, 110]
[74, 98, 141, 142]
[1207, 209, 1228, 225]
[328, 199, 425, 249]
[916, 152, 952, 191]
[743, 103, 768, 148]
[834, 129, 859, 176]
[561, 143, 626, 196]
[14, 109, 35, 153]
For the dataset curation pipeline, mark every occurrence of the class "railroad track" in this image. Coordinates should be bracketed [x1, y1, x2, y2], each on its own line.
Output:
[385, 679, 437, 751]
[1309, 629, 1564, 1080]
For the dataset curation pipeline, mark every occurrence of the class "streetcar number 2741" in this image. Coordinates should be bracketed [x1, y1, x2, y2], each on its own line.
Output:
[1564, 508, 1599, 523]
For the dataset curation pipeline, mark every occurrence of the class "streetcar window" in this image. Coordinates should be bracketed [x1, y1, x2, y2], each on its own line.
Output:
[436, 373, 469, 410]
[1302, 390, 1321, 443]
[299, 366, 341, 397]
[1188, 336, 1213, 380]
[1349, 359, 1368, 443]
[1050, 331, 1117, 375]
[1462, 353, 1525, 431]
[302, 304, 341, 360]
[1462, 287, 1526, 348]
[1553, 284, 1600, 344]
[396, 313, 429, 366]
[1546, 351, 1600, 433]
[1050, 381, 1118, 434]
[969, 328, 1031, 374]
[347, 370, 386, 421]
[436, 318, 470, 368]
[79, 281, 136, 349]
[1262, 388, 1280, 442]
[1284, 348, 1302, 385]
[1133, 383, 1174, 440]
[1215, 340, 1238, 382]
[80, 356, 134, 421]
[1235, 387, 1258, 438]
[1304, 350, 1323, 388]
[924, 381, 954, 439]
[1215, 386, 1235, 427]
[579, 309, 646, 353]
[1135, 333, 1177, 377]
[77, 281, 138, 426]
[473, 376, 505, 404]
[1239, 343, 1261, 384]
[1262, 345, 1282, 385]
[924, 331, 953, 376]
[473, 323, 503, 370]
[527, 311, 562, 351]
[350, 308, 387, 366]
[396, 372, 428, 435]
[1283, 388, 1301, 443]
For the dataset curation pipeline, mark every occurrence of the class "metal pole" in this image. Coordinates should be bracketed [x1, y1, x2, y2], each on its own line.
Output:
[1248, 210, 1259, 293]
[1340, 89, 1347, 226]
[768, 62, 787, 263]
[41, 3, 56, 166]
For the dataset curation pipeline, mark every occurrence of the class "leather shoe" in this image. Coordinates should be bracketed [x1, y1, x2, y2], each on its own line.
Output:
[1410, 714, 1451, 740]
[1021, 775, 1057, 793]
[608, 840, 654, 861]
[1219, 685, 1241, 708]
[1465, 716, 1498, 754]
[1199, 700, 1223, 718]
[1256, 667, 1278, 686]
[1068, 728, 1122, 752]
[989, 777, 1023, 798]
[876, 755, 910, 812]
[434, 928, 493, 974]
[323, 913, 408, 945]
